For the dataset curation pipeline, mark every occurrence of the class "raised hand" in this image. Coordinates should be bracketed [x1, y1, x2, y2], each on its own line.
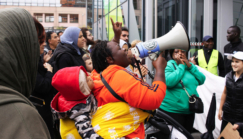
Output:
[43, 50, 53, 63]
[110, 17, 122, 43]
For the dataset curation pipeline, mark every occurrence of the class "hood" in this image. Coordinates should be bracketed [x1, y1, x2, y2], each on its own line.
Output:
[51, 66, 89, 112]
[52, 66, 89, 101]
[0, 8, 39, 107]
[91, 65, 125, 96]
[60, 27, 81, 55]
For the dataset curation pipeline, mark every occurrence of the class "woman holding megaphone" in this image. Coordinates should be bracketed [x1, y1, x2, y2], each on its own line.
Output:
[159, 49, 206, 133]
[89, 18, 167, 139]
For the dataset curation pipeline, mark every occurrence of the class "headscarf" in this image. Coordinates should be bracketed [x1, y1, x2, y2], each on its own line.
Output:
[60, 27, 81, 55]
[0, 8, 39, 105]
[119, 39, 127, 48]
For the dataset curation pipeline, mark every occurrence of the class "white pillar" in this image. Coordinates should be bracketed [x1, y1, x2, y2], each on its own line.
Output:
[217, 0, 233, 54]
[145, 0, 153, 85]
[203, 0, 213, 36]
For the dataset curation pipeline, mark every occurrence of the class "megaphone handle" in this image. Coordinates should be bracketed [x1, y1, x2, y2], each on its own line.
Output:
[148, 53, 158, 61]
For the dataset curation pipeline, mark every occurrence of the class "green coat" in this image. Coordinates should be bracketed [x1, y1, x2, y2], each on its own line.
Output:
[160, 60, 205, 114]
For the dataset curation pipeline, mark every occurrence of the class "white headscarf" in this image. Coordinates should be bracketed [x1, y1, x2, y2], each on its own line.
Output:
[119, 39, 127, 48]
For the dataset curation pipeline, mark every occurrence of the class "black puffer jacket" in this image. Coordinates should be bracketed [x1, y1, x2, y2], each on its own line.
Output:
[223, 71, 243, 123]
[48, 43, 86, 73]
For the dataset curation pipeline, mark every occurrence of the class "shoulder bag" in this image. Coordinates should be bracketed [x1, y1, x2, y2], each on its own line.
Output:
[172, 63, 204, 113]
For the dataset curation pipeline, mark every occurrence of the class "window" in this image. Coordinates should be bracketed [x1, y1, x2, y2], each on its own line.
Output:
[45, 14, 54, 22]
[136, 16, 139, 25]
[59, 14, 67, 23]
[34, 13, 43, 22]
[133, 0, 138, 10]
[70, 14, 78, 23]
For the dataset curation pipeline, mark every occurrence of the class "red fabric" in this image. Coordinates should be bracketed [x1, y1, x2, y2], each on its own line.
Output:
[51, 66, 89, 112]
[91, 65, 166, 138]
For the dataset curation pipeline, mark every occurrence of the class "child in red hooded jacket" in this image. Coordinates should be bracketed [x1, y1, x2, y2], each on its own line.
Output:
[51, 66, 103, 139]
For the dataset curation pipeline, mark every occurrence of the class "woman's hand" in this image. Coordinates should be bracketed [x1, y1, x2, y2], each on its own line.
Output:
[43, 50, 53, 63]
[152, 52, 167, 83]
[152, 53, 167, 71]
[233, 124, 239, 130]
[43, 63, 53, 73]
[110, 17, 122, 43]
[218, 109, 223, 120]
[181, 57, 192, 68]
[174, 54, 184, 65]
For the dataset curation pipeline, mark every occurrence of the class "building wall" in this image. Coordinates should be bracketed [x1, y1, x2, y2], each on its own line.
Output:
[0, 5, 86, 29]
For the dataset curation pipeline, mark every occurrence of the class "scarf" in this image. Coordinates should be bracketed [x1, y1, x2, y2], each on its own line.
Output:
[61, 26, 81, 55]
[0, 8, 39, 105]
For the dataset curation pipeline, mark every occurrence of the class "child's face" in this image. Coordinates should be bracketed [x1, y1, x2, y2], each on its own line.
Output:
[231, 57, 243, 72]
[87, 76, 94, 90]
[85, 59, 93, 73]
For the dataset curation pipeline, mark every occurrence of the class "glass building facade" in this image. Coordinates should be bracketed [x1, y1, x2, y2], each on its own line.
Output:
[92, 0, 189, 42]
[92, 0, 142, 42]
[92, 0, 243, 54]
[233, 0, 243, 38]
[91, 0, 243, 85]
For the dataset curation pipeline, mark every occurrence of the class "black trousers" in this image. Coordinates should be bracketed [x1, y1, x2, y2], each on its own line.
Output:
[161, 109, 195, 133]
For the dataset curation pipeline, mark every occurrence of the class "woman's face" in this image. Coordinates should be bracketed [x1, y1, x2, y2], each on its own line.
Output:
[107, 41, 130, 68]
[231, 57, 243, 73]
[40, 41, 46, 55]
[172, 49, 187, 59]
[86, 31, 93, 41]
[77, 31, 85, 48]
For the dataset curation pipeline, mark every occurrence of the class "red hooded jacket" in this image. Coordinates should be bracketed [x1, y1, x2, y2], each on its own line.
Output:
[51, 66, 89, 112]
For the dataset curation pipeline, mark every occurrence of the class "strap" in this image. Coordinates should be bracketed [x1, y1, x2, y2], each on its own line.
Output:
[100, 73, 126, 102]
[134, 58, 144, 82]
[172, 63, 191, 98]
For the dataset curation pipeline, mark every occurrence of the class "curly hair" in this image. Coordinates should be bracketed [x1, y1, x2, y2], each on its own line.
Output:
[91, 40, 113, 73]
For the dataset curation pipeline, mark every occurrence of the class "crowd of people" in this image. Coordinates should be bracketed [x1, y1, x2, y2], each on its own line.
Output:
[1, 7, 243, 139]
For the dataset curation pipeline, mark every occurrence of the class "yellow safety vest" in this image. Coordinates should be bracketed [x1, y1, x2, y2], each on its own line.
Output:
[198, 49, 219, 75]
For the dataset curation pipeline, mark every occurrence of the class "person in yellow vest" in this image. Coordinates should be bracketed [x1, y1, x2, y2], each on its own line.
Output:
[191, 35, 225, 77]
